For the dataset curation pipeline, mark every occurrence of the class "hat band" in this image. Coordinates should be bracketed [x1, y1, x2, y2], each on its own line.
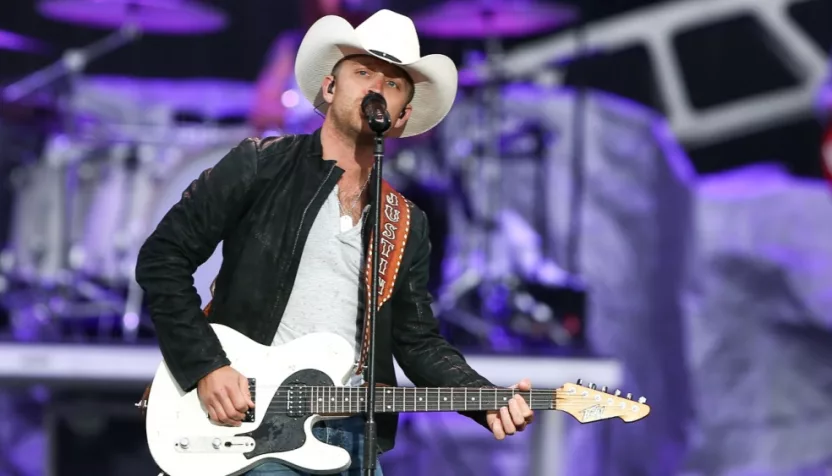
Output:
[369, 49, 401, 64]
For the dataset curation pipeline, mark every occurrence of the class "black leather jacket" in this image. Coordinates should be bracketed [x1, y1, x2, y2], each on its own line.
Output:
[135, 129, 493, 452]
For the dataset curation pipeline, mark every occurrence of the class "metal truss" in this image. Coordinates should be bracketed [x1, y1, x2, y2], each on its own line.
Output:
[499, 0, 830, 147]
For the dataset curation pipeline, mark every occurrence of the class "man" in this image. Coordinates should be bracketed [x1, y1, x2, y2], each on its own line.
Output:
[136, 10, 533, 476]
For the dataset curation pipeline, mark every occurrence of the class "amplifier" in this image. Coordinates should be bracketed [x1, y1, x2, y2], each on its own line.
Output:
[47, 389, 159, 476]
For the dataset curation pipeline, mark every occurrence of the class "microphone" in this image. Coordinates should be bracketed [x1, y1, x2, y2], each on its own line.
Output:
[361, 92, 392, 133]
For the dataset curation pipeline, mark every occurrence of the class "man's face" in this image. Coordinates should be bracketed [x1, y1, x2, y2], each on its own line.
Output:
[324, 55, 413, 137]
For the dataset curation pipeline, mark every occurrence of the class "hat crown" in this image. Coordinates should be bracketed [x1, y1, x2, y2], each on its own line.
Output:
[354, 9, 421, 64]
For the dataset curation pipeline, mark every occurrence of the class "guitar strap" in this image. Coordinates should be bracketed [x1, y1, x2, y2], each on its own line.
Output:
[355, 180, 411, 375]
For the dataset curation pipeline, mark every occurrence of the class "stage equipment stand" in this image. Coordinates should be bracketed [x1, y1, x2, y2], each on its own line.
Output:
[3, 24, 141, 104]
[361, 92, 393, 476]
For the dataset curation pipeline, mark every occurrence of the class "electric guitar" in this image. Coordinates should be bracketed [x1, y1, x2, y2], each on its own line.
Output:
[139, 324, 651, 476]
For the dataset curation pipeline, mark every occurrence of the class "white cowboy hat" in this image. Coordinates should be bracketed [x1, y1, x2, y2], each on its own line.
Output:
[294, 9, 458, 138]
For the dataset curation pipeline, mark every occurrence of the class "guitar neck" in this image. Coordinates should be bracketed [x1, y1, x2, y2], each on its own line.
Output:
[299, 387, 557, 415]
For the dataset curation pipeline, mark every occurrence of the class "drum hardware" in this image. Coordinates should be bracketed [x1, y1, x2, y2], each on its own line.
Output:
[0, 0, 232, 341]
[37, 0, 229, 35]
[412, 2, 592, 351]
[412, 0, 578, 39]
[0, 29, 52, 55]
[2, 24, 142, 105]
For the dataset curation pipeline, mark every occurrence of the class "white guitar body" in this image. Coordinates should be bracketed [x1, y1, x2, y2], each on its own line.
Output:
[146, 324, 356, 476]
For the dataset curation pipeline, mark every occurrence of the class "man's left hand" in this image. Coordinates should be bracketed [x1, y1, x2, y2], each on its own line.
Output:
[486, 378, 534, 440]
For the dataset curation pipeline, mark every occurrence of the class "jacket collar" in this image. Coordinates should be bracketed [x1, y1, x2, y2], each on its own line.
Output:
[310, 126, 391, 203]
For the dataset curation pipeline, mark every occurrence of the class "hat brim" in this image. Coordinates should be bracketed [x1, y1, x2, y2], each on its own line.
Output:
[295, 15, 458, 138]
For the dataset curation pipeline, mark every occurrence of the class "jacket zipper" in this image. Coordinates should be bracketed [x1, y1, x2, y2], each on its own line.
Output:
[268, 162, 338, 324]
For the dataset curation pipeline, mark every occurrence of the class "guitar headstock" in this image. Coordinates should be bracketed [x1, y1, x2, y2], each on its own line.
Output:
[555, 379, 651, 424]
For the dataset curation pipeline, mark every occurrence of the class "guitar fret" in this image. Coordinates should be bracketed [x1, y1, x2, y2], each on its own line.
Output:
[291, 386, 556, 415]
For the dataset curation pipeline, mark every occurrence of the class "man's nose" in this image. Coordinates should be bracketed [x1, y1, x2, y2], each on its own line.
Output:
[368, 76, 385, 94]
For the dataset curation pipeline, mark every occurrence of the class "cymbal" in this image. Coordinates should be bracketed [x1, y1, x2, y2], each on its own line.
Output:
[37, 0, 228, 35]
[413, 1, 578, 39]
[0, 29, 51, 54]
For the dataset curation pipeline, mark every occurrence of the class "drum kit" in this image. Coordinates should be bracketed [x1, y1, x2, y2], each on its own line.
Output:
[0, 0, 587, 352]
[0, 0, 242, 342]
[408, 0, 588, 352]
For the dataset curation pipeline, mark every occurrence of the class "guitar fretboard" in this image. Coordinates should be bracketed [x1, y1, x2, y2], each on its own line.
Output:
[276, 387, 556, 415]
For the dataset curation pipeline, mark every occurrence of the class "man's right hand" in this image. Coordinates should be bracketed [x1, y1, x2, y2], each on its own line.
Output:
[197, 366, 255, 427]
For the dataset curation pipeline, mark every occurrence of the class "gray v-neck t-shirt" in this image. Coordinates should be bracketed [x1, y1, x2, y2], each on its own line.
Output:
[271, 185, 368, 380]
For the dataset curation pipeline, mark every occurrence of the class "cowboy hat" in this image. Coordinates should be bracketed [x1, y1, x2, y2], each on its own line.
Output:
[294, 9, 458, 138]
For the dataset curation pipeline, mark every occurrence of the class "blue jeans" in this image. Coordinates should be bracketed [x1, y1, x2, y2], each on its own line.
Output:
[245, 416, 383, 476]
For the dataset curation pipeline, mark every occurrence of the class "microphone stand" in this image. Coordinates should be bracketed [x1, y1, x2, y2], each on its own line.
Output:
[363, 104, 392, 476]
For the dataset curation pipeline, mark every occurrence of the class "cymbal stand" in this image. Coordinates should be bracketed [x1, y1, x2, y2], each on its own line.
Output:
[434, 32, 525, 348]
[2, 23, 141, 103]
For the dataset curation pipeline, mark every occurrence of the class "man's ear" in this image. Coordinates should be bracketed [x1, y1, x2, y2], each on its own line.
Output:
[322, 75, 336, 103]
[394, 104, 413, 129]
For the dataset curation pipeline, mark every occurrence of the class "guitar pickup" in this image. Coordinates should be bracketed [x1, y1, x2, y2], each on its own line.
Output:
[244, 378, 256, 423]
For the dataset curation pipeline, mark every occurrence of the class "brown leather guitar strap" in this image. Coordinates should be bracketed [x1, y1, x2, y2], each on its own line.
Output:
[355, 180, 411, 375]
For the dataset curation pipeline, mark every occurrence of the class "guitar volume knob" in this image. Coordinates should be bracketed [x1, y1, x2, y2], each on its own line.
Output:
[179, 438, 190, 449]
[212, 438, 222, 449]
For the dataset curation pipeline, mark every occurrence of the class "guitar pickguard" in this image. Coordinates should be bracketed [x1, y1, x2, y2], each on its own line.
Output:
[237, 369, 334, 460]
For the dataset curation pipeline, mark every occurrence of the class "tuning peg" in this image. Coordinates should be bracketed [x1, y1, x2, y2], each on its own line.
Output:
[614, 389, 621, 396]
[601, 386, 608, 393]
[589, 383, 596, 390]
[626, 393, 633, 400]
[638, 396, 647, 404]
[576, 379, 583, 386]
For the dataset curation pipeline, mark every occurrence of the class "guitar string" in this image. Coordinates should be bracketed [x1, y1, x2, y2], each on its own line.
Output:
[251, 391, 559, 407]
[234, 384, 629, 398]
[234, 389, 628, 404]
[200, 388, 643, 414]
[230, 390, 631, 406]
[250, 399, 642, 417]
[244, 393, 639, 415]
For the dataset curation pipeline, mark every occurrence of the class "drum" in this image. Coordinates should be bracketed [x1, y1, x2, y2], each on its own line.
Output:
[136, 141, 241, 306]
[77, 135, 245, 306]
[1, 133, 95, 285]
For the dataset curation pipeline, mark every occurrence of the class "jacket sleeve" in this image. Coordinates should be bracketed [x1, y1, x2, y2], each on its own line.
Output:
[135, 138, 261, 391]
[390, 209, 495, 430]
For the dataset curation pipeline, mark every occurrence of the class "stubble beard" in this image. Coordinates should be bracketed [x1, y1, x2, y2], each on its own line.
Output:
[331, 101, 365, 140]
